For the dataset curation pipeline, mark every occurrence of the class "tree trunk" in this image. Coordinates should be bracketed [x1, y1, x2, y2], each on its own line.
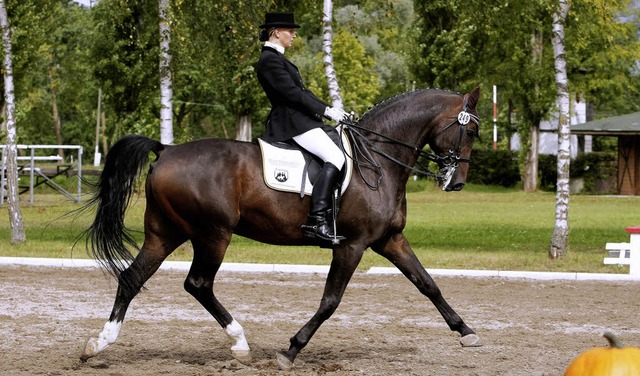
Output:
[523, 29, 544, 192]
[549, 0, 571, 259]
[1, 102, 5, 132]
[49, 66, 64, 159]
[322, 0, 343, 110]
[158, 0, 173, 144]
[0, 0, 26, 243]
[523, 124, 539, 191]
[235, 114, 251, 142]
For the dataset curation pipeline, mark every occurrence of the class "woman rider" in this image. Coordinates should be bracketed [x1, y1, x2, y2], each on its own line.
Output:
[256, 12, 347, 245]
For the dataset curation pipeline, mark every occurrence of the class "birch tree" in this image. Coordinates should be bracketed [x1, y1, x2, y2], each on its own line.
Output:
[0, 0, 26, 244]
[549, 0, 571, 258]
[158, 0, 173, 144]
[322, 0, 343, 110]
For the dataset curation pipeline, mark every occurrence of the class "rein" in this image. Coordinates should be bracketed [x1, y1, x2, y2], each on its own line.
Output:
[339, 102, 479, 190]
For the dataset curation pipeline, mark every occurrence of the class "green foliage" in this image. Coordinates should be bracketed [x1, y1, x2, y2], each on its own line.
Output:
[299, 29, 380, 114]
[466, 149, 521, 187]
[334, 0, 415, 99]
[592, 135, 618, 152]
[411, 0, 557, 145]
[1, 1, 97, 150]
[0, 1, 453, 149]
[90, 0, 161, 140]
[539, 151, 617, 193]
[164, 0, 273, 141]
[566, 0, 640, 115]
[574, 152, 618, 194]
[539, 154, 559, 191]
[410, 0, 640, 180]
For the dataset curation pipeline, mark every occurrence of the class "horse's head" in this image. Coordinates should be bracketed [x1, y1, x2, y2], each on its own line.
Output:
[429, 87, 480, 191]
[345, 87, 481, 192]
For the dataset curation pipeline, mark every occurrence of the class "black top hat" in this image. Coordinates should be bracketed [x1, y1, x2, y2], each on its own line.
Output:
[260, 12, 300, 29]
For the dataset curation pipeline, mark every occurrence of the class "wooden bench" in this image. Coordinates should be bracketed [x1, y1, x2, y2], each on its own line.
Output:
[604, 226, 640, 276]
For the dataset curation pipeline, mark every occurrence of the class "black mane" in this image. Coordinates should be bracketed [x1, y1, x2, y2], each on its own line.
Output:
[358, 88, 457, 124]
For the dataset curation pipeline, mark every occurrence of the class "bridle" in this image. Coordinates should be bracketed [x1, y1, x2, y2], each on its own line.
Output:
[339, 99, 480, 190]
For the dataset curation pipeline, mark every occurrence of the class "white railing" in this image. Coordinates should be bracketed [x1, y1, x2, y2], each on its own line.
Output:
[604, 226, 640, 276]
[1, 144, 83, 204]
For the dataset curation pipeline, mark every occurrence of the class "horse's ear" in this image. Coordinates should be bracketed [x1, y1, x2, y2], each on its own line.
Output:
[464, 87, 481, 110]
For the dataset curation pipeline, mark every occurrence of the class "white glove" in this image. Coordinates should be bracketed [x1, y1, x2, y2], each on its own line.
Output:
[324, 106, 348, 123]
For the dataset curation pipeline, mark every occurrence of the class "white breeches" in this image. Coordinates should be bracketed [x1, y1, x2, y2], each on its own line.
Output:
[293, 128, 345, 170]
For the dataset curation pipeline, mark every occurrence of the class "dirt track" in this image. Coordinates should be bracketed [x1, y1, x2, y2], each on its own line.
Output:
[1, 264, 639, 375]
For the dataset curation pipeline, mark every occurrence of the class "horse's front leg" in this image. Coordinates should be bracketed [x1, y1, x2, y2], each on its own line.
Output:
[372, 233, 480, 347]
[276, 244, 364, 370]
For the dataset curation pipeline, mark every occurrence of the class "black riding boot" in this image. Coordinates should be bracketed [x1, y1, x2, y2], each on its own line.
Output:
[302, 162, 346, 245]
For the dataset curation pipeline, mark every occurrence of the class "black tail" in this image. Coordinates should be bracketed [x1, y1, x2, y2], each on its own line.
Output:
[82, 135, 164, 279]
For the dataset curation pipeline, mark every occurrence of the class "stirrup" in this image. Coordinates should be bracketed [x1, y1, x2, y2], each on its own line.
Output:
[302, 227, 345, 245]
[301, 218, 345, 246]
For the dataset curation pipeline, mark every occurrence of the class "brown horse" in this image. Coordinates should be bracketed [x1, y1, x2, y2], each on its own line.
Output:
[80, 87, 482, 369]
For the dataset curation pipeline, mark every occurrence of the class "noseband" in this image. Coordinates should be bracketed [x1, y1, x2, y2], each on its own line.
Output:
[433, 101, 480, 188]
[340, 99, 479, 190]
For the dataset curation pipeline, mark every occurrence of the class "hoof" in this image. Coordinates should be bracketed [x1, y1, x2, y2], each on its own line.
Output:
[231, 349, 252, 365]
[276, 352, 294, 370]
[80, 337, 99, 361]
[460, 333, 482, 347]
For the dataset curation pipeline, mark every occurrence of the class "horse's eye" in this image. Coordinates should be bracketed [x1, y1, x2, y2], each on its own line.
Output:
[466, 130, 477, 139]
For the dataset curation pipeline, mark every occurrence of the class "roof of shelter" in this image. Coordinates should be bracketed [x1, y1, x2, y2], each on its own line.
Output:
[571, 112, 640, 135]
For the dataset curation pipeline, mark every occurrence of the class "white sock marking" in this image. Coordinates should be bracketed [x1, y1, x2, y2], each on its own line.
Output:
[224, 319, 250, 352]
[94, 320, 122, 352]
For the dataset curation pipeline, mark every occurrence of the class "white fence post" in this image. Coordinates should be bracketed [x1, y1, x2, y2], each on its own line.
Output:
[628, 226, 640, 276]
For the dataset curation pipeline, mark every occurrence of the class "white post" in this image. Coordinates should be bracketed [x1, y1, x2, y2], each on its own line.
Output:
[493, 85, 497, 150]
[77, 147, 83, 202]
[627, 227, 640, 276]
[94, 88, 102, 167]
[29, 147, 34, 203]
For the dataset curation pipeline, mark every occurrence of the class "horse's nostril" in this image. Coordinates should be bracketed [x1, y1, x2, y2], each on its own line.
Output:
[446, 183, 465, 192]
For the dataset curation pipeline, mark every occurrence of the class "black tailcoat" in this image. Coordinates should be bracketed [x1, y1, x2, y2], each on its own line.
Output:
[257, 46, 329, 142]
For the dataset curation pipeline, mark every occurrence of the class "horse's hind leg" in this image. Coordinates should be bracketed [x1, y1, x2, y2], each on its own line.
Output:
[81, 234, 181, 361]
[183, 236, 251, 363]
[372, 233, 480, 347]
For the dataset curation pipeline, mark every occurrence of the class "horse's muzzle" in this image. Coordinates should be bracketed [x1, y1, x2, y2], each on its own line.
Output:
[444, 182, 465, 192]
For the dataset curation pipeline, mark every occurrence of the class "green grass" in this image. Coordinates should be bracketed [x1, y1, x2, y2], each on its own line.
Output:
[1, 181, 638, 273]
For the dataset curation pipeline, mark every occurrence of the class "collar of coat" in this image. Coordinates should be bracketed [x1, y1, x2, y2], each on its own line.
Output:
[264, 41, 285, 55]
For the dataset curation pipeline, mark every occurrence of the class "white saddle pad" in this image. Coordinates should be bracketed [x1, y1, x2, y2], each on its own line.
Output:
[258, 131, 352, 196]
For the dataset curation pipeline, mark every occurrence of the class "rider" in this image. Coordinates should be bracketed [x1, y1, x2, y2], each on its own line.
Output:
[256, 12, 347, 245]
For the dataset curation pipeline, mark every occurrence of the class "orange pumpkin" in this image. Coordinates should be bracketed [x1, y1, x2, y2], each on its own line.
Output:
[564, 332, 640, 376]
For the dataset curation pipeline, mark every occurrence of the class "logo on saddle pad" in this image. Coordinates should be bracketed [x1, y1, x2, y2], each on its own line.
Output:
[274, 169, 288, 183]
[258, 136, 352, 197]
